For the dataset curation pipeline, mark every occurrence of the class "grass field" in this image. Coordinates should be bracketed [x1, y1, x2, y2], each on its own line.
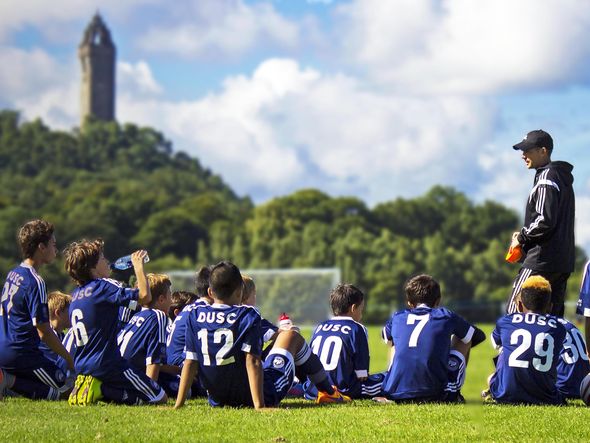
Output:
[3, 325, 590, 442]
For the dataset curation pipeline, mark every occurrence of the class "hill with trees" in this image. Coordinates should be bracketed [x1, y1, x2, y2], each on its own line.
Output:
[0, 110, 585, 322]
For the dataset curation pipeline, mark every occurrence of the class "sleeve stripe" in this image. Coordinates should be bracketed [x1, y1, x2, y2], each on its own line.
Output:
[156, 310, 167, 344]
[584, 308, 590, 317]
[461, 326, 475, 344]
[490, 332, 501, 350]
[185, 351, 198, 361]
[355, 370, 368, 378]
[29, 269, 47, 304]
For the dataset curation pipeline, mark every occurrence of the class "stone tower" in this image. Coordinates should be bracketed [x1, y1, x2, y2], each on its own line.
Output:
[79, 13, 116, 124]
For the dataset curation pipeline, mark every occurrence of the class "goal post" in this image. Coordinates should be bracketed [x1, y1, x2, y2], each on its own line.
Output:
[166, 267, 341, 325]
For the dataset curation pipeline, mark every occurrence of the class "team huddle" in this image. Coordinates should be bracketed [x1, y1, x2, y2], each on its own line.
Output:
[1, 219, 590, 407]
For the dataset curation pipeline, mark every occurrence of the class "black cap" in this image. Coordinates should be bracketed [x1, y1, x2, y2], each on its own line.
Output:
[513, 129, 553, 152]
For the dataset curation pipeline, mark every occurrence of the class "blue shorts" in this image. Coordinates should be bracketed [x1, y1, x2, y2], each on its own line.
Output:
[2, 352, 68, 400]
[263, 348, 295, 407]
[99, 364, 166, 404]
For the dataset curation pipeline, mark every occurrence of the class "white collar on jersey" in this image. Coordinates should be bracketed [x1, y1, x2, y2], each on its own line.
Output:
[211, 303, 232, 309]
[331, 316, 354, 321]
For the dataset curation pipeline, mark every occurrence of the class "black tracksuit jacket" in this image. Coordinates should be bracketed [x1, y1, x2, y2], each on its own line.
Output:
[516, 161, 575, 273]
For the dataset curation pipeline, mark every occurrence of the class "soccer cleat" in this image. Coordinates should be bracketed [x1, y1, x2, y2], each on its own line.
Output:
[79, 375, 103, 406]
[69, 375, 103, 406]
[481, 388, 495, 404]
[68, 374, 86, 406]
[316, 386, 352, 404]
[1, 368, 14, 401]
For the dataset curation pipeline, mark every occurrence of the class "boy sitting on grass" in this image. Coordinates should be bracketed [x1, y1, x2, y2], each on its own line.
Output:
[485, 275, 566, 405]
[38, 291, 73, 374]
[64, 239, 167, 406]
[174, 261, 351, 409]
[381, 274, 484, 402]
[0, 220, 74, 401]
[118, 273, 172, 382]
[304, 284, 385, 399]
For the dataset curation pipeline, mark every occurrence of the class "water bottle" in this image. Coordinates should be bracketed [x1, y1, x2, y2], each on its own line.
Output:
[111, 253, 150, 271]
[278, 312, 293, 330]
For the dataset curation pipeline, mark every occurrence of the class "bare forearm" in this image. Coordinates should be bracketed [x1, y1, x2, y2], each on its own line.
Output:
[174, 360, 198, 409]
[246, 353, 264, 409]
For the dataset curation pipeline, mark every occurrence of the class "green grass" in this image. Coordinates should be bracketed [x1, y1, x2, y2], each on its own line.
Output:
[3, 325, 590, 442]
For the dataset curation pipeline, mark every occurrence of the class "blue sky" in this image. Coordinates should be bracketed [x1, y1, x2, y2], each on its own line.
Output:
[1, 0, 590, 253]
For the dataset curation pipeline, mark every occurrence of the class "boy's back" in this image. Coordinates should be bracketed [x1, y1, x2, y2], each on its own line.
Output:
[310, 316, 370, 397]
[382, 305, 474, 400]
[118, 308, 168, 371]
[0, 263, 49, 365]
[185, 303, 262, 407]
[556, 317, 590, 398]
[70, 278, 139, 378]
[490, 312, 566, 404]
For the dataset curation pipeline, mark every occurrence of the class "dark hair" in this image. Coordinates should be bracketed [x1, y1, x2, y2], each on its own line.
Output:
[330, 284, 364, 316]
[209, 261, 243, 302]
[63, 239, 104, 286]
[195, 265, 211, 298]
[405, 274, 441, 307]
[519, 276, 551, 313]
[18, 219, 55, 259]
[168, 290, 197, 321]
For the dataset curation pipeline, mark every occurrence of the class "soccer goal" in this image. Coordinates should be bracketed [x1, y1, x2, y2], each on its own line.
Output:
[166, 268, 341, 325]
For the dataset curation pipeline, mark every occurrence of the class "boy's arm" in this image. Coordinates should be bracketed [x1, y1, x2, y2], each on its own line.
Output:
[245, 352, 264, 409]
[174, 359, 198, 409]
[37, 322, 74, 370]
[146, 363, 160, 381]
[131, 250, 151, 306]
[585, 318, 590, 358]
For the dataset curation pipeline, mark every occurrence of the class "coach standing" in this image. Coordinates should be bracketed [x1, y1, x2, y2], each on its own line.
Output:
[506, 129, 575, 317]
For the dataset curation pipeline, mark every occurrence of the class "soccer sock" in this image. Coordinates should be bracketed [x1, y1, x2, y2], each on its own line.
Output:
[294, 342, 334, 395]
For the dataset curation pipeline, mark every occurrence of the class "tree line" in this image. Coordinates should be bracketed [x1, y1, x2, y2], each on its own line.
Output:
[0, 110, 586, 322]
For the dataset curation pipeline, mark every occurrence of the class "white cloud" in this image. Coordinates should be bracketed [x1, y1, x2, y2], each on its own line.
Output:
[114, 58, 499, 204]
[138, 0, 300, 59]
[336, 0, 590, 94]
[118, 61, 162, 95]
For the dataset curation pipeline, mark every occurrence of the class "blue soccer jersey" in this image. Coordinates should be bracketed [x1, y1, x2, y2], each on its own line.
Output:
[69, 278, 139, 378]
[261, 318, 278, 343]
[166, 299, 209, 367]
[118, 308, 168, 372]
[556, 318, 590, 398]
[381, 305, 475, 400]
[490, 312, 566, 405]
[310, 316, 370, 398]
[0, 263, 50, 368]
[185, 303, 262, 407]
[576, 260, 590, 317]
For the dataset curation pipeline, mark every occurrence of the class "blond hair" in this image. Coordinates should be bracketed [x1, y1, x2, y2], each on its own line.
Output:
[48, 291, 72, 314]
[147, 273, 171, 307]
[241, 274, 255, 303]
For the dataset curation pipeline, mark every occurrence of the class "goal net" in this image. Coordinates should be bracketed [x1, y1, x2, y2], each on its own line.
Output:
[166, 268, 341, 325]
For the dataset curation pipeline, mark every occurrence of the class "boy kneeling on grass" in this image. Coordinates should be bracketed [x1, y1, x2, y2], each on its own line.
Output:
[174, 261, 352, 409]
[64, 239, 167, 406]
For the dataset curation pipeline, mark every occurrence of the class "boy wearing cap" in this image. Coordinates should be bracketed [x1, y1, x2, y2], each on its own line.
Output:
[507, 129, 575, 317]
